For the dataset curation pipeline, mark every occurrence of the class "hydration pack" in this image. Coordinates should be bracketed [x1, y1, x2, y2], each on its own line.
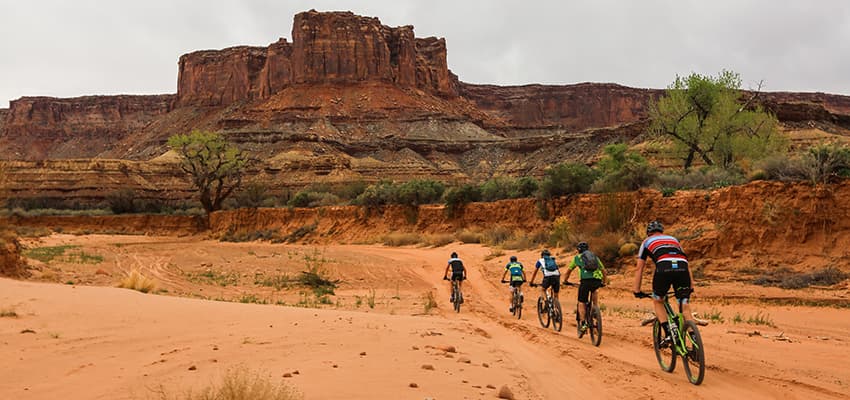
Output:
[543, 256, 558, 272]
[579, 250, 600, 272]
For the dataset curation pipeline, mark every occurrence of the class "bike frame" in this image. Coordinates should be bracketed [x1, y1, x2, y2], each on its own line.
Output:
[661, 297, 690, 356]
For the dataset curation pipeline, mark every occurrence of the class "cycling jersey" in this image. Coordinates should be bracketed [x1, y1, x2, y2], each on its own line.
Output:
[505, 261, 525, 282]
[638, 234, 688, 273]
[448, 257, 465, 274]
[568, 255, 605, 280]
[535, 257, 560, 277]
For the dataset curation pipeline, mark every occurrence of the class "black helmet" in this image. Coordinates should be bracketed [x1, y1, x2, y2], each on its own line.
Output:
[510, 255, 517, 262]
[646, 220, 664, 235]
[577, 241, 589, 252]
[450, 252, 458, 258]
[541, 249, 551, 257]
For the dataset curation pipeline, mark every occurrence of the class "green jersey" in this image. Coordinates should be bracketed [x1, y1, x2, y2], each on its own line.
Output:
[568, 254, 605, 280]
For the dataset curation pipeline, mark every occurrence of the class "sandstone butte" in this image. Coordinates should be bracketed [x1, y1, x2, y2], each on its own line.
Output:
[0, 9, 849, 204]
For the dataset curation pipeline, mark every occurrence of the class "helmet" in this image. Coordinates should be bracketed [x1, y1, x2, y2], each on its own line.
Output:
[541, 249, 551, 257]
[510, 255, 517, 262]
[577, 241, 589, 252]
[450, 252, 458, 258]
[646, 220, 664, 235]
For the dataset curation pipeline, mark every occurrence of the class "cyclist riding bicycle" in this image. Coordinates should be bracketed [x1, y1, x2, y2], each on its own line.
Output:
[633, 220, 695, 345]
[563, 241, 608, 333]
[529, 249, 560, 305]
[500, 255, 527, 312]
[443, 251, 466, 303]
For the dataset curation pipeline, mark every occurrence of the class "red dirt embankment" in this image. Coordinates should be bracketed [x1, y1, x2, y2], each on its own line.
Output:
[208, 180, 850, 269]
[0, 214, 205, 236]
[0, 230, 25, 277]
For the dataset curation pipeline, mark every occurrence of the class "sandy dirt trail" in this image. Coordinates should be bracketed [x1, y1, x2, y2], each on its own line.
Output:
[2, 237, 849, 399]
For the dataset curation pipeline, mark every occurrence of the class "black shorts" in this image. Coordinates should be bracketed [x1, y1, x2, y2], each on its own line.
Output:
[578, 278, 603, 303]
[541, 275, 560, 293]
[451, 272, 465, 281]
[652, 269, 692, 301]
[509, 280, 524, 288]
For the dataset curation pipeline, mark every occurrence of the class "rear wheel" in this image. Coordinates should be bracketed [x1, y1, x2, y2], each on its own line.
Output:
[576, 307, 584, 338]
[589, 305, 602, 347]
[453, 283, 461, 313]
[653, 320, 676, 372]
[515, 291, 523, 320]
[551, 300, 563, 332]
[537, 297, 550, 328]
[682, 320, 706, 385]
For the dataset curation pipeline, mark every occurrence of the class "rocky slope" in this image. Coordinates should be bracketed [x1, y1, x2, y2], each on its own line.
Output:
[1, 10, 850, 205]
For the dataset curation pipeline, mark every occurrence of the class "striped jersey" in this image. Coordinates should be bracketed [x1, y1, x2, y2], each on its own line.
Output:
[638, 234, 688, 265]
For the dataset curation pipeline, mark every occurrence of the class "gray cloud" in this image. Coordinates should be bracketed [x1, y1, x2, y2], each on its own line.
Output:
[2, 0, 849, 106]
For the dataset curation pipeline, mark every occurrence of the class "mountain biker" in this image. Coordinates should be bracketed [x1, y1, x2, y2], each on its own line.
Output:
[529, 249, 560, 304]
[443, 251, 466, 303]
[500, 255, 527, 312]
[633, 220, 695, 344]
[563, 241, 608, 332]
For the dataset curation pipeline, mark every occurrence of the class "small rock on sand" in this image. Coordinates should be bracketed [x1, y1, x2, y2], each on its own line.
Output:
[188, 365, 197, 371]
[409, 382, 418, 388]
[497, 385, 514, 399]
[282, 373, 292, 378]
[360, 351, 367, 356]
[421, 364, 435, 370]
[457, 357, 471, 363]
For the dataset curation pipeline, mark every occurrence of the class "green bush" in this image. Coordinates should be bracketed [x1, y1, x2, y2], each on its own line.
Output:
[287, 191, 341, 208]
[593, 144, 657, 192]
[656, 167, 745, 190]
[394, 180, 445, 207]
[444, 184, 482, 217]
[801, 143, 850, 184]
[539, 163, 598, 199]
[480, 176, 539, 201]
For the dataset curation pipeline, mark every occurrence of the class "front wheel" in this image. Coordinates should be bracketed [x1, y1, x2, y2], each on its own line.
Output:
[682, 320, 706, 385]
[589, 305, 602, 346]
[537, 297, 550, 328]
[551, 300, 563, 332]
[653, 320, 676, 372]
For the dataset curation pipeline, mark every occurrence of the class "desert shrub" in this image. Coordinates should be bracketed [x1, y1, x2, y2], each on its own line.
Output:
[756, 153, 806, 182]
[220, 229, 283, 243]
[480, 176, 539, 201]
[424, 233, 455, 247]
[754, 266, 848, 289]
[395, 179, 445, 207]
[282, 224, 316, 243]
[619, 242, 639, 257]
[656, 167, 745, 190]
[593, 144, 657, 192]
[118, 270, 156, 293]
[455, 229, 484, 244]
[588, 232, 623, 268]
[333, 181, 368, 201]
[287, 191, 341, 208]
[443, 184, 481, 217]
[548, 216, 573, 248]
[481, 226, 514, 246]
[155, 367, 302, 400]
[538, 163, 598, 199]
[800, 143, 850, 184]
[423, 290, 438, 314]
[382, 232, 422, 247]
[352, 181, 396, 208]
[598, 194, 633, 232]
[231, 182, 272, 209]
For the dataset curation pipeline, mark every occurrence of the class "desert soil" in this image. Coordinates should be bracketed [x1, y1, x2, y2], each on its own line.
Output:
[1, 234, 849, 399]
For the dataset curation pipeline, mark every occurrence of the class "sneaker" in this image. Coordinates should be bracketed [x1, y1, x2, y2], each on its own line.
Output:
[509, 306, 514, 313]
[580, 322, 588, 333]
[658, 336, 672, 348]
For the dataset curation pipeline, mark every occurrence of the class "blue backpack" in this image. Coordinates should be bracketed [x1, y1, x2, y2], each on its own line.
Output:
[543, 256, 558, 271]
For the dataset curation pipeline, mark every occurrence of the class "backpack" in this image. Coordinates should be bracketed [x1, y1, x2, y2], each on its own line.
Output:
[579, 250, 600, 272]
[543, 256, 558, 272]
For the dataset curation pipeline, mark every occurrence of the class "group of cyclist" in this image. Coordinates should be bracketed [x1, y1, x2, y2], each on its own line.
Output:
[442, 220, 694, 343]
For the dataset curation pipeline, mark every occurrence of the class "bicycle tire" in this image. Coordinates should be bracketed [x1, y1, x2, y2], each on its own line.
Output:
[589, 305, 602, 347]
[653, 320, 676, 372]
[453, 282, 461, 313]
[537, 297, 550, 328]
[551, 300, 563, 332]
[576, 308, 584, 338]
[682, 320, 706, 385]
[515, 294, 522, 319]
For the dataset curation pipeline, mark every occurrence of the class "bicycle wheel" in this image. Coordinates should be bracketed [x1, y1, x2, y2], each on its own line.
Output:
[515, 291, 523, 320]
[682, 320, 706, 385]
[653, 320, 676, 372]
[551, 300, 563, 332]
[589, 305, 602, 347]
[453, 283, 461, 313]
[537, 297, 550, 328]
[576, 308, 584, 338]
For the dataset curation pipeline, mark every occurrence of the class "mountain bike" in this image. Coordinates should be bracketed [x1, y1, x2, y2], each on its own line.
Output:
[444, 276, 463, 313]
[636, 291, 705, 385]
[565, 282, 602, 346]
[501, 280, 524, 319]
[530, 283, 562, 331]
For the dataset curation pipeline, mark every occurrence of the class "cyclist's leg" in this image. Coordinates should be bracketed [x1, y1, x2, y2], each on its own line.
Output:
[673, 270, 693, 321]
[577, 280, 590, 322]
[551, 275, 561, 301]
[652, 271, 672, 323]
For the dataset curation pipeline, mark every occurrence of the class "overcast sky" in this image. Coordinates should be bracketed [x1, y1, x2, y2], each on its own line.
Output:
[2, 0, 849, 106]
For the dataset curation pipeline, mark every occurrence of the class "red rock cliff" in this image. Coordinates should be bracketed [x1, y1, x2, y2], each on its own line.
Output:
[176, 10, 456, 107]
[0, 95, 174, 159]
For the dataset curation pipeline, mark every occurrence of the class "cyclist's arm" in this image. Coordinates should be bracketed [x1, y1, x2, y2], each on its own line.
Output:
[562, 267, 573, 283]
[443, 264, 451, 278]
[529, 267, 538, 284]
[500, 269, 508, 281]
[462, 264, 467, 280]
[633, 258, 646, 293]
[600, 260, 609, 285]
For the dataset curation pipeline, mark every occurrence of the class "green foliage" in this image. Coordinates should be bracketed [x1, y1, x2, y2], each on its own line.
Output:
[25, 245, 78, 263]
[480, 176, 539, 201]
[801, 143, 850, 184]
[649, 70, 786, 170]
[443, 184, 482, 217]
[168, 130, 247, 213]
[394, 180, 445, 207]
[592, 144, 657, 192]
[287, 191, 340, 208]
[548, 216, 573, 248]
[539, 163, 598, 199]
[656, 166, 745, 190]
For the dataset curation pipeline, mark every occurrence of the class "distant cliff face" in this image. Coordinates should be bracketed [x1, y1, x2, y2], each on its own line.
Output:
[1, 95, 174, 159]
[176, 10, 456, 107]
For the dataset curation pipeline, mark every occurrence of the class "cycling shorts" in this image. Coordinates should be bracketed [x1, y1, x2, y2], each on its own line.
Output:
[578, 278, 603, 303]
[652, 269, 692, 301]
[451, 272, 465, 281]
[541, 275, 560, 293]
[510, 280, 524, 288]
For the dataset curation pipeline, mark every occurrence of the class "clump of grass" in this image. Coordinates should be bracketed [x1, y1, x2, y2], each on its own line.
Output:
[188, 269, 240, 287]
[117, 270, 157, 293]
[254, 273, 292, 291]
[424, 233, 454, 248]
[155, 366, 302, 400]
[366, 289, 376, 309]
[423, 291, 438, 314]
[732, 311, 776, 327]
[754, 266, 848, 289]
[220, 229, 283, 243]
[483, 249, 505, 261]
[65, 251, 104, 264]
[282, 224, 317, 243]
[0, 307, 18, 318]
[238, 294, 268, 304]
[455, 229, 483, 244]
[381, 232, 421, 246]
[24, 245, 78, 263]
[698, 308, 724, 323]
